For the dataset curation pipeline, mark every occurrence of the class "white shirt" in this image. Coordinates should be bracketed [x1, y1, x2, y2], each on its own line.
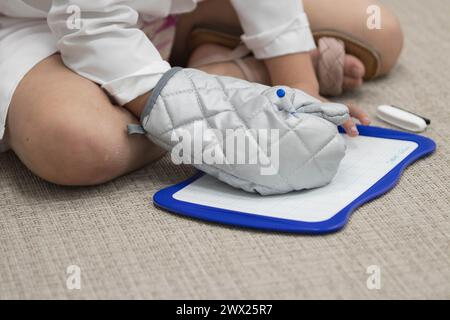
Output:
[0, 0, 315, 105]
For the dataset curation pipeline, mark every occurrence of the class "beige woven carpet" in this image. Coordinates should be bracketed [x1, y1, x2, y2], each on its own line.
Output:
[0, 0, 449, 299]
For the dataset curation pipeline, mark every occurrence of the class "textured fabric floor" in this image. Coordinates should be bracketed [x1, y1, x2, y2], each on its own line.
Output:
[0, 0, 449, 299]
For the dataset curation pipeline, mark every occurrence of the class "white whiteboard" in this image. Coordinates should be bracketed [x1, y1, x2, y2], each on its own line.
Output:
[173, 135, 418, 223]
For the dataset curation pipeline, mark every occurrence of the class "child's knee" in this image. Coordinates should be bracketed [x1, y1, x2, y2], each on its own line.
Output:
[11, 109, 126, 186]
[49, 130, 125, 186]
[377, 6, 404, 74]
[38, 132, 123, 186]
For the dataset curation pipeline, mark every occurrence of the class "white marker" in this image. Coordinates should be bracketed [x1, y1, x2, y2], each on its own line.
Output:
[376, 105, 430, 132]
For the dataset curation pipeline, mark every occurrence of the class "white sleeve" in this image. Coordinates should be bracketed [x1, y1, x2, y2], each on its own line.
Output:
[230, 0, 316, 59]
[47, 0, 171, 105]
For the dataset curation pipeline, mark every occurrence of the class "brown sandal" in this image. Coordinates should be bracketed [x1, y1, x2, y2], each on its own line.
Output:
[189, 43, 269, 83]
[315, 37, 345, 96]
[313, 29, 381, 81]
[188, 28, 381, 95]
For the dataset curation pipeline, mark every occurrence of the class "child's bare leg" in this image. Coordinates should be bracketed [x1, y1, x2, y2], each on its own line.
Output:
[188, 43, 365, 91]
[303, 0, 403, 76]
[187, 44, 271, 85]
[175, 0, 403, 86]
[5, 54, 165, 186]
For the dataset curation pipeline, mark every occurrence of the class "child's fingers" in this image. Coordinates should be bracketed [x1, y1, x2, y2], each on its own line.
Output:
[315, 96, 367, 136]
[342, 118, 359, 137]
[347, 103, 371, 125]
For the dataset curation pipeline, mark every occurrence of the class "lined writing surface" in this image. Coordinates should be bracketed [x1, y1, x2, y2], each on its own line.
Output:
[174, 135, 418, 222]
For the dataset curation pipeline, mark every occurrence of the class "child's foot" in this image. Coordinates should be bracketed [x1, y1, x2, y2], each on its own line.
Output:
[310, 46, 365, 91]
[188, 41, 365, 95]
[188, 43, 271, 84]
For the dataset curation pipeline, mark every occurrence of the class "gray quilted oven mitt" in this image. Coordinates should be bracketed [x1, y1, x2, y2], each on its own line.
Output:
[129, 67, 349, 195]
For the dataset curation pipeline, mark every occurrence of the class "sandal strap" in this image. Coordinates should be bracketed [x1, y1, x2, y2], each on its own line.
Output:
[317, 37, 345, 96]
[190, 44, 260, 82]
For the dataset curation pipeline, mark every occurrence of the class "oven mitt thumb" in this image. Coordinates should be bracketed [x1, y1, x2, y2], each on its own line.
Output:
[128, 67, 349, 195]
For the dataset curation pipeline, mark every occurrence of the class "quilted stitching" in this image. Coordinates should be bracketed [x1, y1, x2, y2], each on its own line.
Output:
[143, 68, 348, 195]
[214, 76, 293, 191]
[291, 129, 340, 182]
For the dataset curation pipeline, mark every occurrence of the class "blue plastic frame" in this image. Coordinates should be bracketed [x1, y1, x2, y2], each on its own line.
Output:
[153, 126, 436, 234]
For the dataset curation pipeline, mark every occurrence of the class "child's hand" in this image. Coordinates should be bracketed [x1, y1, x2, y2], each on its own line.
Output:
[340, 102, 371, 137]
[141, 67, 348, 195]
[289, 83, 371, 137]
[316, 93, 371, 137]
[264, 52, 370, 137]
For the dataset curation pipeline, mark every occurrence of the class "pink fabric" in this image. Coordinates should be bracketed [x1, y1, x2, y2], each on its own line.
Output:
[317, 37, 345, 96]
[139, 10, 346, 97]
[141, 15, 177, 61]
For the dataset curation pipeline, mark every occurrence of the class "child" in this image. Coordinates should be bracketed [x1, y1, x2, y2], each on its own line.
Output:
[0, 0, 403, 190]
